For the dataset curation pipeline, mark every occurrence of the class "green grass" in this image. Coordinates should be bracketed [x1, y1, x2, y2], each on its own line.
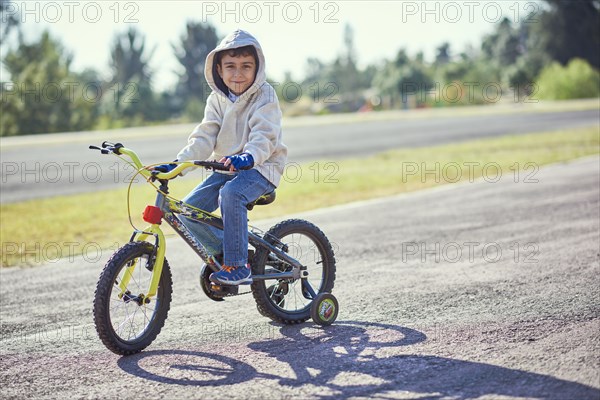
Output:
[1, 126, 599, 267]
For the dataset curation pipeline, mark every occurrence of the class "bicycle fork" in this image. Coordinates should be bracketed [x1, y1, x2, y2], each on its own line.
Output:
[118, 205, 167, 301]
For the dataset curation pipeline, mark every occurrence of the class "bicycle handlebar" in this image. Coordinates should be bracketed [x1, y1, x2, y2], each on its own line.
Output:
[89, 142, 231, 180]
[193, 160, 231, 171]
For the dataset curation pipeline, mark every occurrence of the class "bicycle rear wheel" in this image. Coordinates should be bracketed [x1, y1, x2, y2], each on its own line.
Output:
[93, 242, 172, 355]
[251, 219, 336, 324]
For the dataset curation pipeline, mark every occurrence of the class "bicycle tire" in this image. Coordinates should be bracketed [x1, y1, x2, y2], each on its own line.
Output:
[93, 242, 172, 355]
[251, 219, 336, 324]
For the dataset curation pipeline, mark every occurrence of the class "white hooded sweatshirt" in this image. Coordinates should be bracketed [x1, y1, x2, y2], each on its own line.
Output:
[176, 30, 287, 187]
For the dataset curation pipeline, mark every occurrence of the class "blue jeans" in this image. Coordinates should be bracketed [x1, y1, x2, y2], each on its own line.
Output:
[180, 169, 275, 267]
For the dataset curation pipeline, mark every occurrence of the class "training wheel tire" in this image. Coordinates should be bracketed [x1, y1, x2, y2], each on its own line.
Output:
[310, 293, 338, 326]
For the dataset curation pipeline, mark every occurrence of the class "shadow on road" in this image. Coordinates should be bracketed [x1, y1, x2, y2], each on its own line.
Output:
[117, 321, 599, 399]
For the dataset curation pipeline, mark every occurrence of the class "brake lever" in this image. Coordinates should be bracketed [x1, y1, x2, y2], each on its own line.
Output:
[89, 145, 110, 154]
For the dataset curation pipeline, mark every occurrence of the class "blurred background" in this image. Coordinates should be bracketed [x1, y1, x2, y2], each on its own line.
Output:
[1, 0, 598, 134]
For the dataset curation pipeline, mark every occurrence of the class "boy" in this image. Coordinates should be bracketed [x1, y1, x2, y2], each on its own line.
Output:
[154, 29, 287, 285]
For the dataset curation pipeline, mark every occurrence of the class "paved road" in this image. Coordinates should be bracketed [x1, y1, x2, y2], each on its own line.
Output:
[1, 109, 598, 203]
[1, 156, 598, 399]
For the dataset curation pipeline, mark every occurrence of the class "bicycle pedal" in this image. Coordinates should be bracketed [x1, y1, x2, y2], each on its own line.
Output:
[210, 283, 239, 296]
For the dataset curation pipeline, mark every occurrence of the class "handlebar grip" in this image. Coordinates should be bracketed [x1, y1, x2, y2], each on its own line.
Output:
[194, 161, 231, 171]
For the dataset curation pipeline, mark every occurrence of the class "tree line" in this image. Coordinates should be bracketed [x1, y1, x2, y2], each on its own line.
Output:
[1, 0, 598, 136]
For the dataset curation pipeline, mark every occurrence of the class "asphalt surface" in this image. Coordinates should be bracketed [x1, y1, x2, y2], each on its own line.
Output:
[1, 156, 598, 399]
[1, 109, 598, 203]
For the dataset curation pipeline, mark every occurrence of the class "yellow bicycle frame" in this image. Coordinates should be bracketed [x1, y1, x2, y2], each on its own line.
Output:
[113, 147, 194, 301]
[117, 224, 166, 300]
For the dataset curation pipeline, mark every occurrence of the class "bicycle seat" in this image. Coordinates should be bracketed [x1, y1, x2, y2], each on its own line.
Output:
[247, 191, 276, 210]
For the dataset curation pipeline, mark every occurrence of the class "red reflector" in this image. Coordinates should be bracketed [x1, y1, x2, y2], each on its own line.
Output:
[142, 206, 163, 224]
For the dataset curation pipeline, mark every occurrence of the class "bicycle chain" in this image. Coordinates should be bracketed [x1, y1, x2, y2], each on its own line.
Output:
[207, 287, 253, 299]
[226, 289, 253, 297]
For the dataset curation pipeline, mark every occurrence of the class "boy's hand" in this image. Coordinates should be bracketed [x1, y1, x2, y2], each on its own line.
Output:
[222, 153, 254, 171]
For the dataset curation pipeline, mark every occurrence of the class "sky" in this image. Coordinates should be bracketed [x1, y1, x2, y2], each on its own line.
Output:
[1, 1, 544, 91]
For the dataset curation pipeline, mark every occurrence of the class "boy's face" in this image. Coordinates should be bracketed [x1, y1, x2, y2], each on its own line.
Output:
[217, 53, 257, 95]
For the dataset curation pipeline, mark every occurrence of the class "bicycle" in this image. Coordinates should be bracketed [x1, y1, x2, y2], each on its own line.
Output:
[90, 141, 339, 355]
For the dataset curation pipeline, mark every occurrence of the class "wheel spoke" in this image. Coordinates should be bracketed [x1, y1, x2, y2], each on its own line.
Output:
[110, 300, 126, 313]
[109, 255, 159, 342]
[128, 307, 139, 339]
[116, 303, 136, 336]
[262, 228, 329, 313]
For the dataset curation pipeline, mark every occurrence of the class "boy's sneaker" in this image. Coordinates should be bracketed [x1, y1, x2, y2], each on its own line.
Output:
[210, 264, 252, 285]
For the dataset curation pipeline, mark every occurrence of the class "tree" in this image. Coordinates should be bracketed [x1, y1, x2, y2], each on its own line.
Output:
[534, 0, 600, 68]
[109, 27, 153, 86]
[106, 27, 157, 122]
[481, 18, 521, 67]
[303, 57, 326, 84]
[373, 49, 434, 108]
[394, 49, 410, 67]
[1, 31, 98, 136]
[373, 60, 402, 106]
[173, 21, 218, 102]
[0, 0, 20, 38]
[435, 42, 451, 66]
[343, 23, 357, 67]
[300, 23, 369, 111]
[537, 58, 600, 100]
[328, 23, 362, 95]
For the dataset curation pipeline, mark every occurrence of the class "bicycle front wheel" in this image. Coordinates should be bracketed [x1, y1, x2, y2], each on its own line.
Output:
[93, 242, 172, 355]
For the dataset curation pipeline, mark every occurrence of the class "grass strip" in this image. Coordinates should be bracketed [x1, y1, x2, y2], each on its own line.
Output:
[1, 126, 598, 267]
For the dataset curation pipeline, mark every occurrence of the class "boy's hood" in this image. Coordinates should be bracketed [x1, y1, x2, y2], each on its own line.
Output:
[205, 29, 266, 98]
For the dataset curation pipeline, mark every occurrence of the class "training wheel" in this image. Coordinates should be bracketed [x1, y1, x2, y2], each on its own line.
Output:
[310, 293, 339, 326]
